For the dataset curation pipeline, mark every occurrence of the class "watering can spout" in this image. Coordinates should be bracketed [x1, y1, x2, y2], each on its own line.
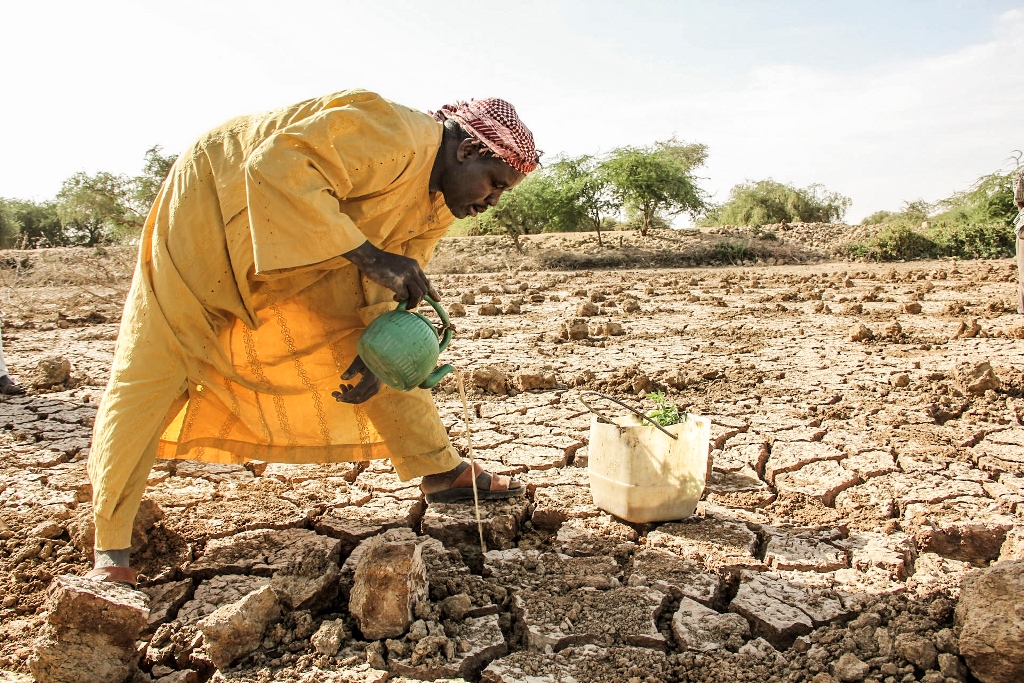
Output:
[420, 363, 455, 389]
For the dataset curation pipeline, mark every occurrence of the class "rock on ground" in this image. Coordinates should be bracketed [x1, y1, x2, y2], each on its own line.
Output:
[704, 466, 776, 509]
[999, 526, 1024, 562]
[729, 570, 852, 648]
[184, 527, 342, 611]
[763, 528, 849, 572]
[838, 532, 915, 580]
[421, 498, 531, 570]
[954, 560, 1024, 683]
[310, 619, 350, 657]
[388, 614, 507, 680]
[773, 460, 861, 507]
[197, 584, 281, 669]
[349, 535, 428, 640]
[486, 548, 622, 591]
[142, 579, 193, 630]
[185, 528, 340, 578]
[647, 514, 761, 573]
[315, 497, 424, 555]
[626, 548, 720, 605]
[954, 360, 1000, 396]
[516, 371, 558, 391]
[513, 586, 668, 651]
[531, 485, 597, 530]
[473, 367, 508, 395]
[176, 575, 270, 627]
[553, 515, 638, 563]
[672, 597, 750, 652]
[902, 497, 1014, 565]
[29, 575, 150, 683]
[832, 652, 870, 682]
[28, 356, 72, 389]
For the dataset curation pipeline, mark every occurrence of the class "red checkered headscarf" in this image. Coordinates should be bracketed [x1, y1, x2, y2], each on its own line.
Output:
[431, 98, 541, 174]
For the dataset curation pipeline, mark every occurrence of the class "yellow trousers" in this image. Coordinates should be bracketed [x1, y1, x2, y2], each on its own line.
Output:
[91, 426, 458, 551]
[88, 273, 460, 552]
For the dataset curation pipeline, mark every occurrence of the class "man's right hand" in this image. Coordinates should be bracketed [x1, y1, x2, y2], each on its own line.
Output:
[343, 241, 439, 309]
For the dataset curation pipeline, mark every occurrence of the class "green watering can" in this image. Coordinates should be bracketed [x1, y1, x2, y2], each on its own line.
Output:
[357, 295, 455, 391]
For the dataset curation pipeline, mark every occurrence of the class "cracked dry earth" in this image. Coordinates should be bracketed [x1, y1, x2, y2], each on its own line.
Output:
[1, 257, 1024, 683]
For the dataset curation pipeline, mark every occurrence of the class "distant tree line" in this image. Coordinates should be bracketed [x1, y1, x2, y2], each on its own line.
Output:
[0, 147, 176, 248]
[457, 138, 712, 252]
[456, 141, 859, 251]
[844, 167, 1020, 260]
[1, 137, 1017, 264]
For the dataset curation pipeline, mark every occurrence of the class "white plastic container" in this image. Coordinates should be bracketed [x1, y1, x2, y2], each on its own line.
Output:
[587, 411, 710, 523]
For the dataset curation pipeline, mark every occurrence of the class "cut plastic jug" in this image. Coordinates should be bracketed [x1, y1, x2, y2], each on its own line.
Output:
[582, 392, 710, 523]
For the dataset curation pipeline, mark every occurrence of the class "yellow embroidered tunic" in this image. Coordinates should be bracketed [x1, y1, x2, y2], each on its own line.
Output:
[89, 90, 461, 541]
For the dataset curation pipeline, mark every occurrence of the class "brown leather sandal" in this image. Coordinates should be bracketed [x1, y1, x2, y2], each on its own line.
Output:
[85, 566, 138, 588]
[424, 462, 523, 503]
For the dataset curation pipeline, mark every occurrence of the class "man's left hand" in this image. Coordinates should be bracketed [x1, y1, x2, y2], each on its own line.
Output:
[333, 356, 382, 404]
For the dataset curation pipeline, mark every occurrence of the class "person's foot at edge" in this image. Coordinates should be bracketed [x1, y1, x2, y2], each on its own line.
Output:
[0, 375, 25, 395]
[421, 460, 523, 503]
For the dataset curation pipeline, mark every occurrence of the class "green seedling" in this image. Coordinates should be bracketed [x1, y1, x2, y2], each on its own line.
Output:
[645, 391, 682, 427]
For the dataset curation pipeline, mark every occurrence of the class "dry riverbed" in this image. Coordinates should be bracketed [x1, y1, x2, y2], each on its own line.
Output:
[0, 250, 1022, 683]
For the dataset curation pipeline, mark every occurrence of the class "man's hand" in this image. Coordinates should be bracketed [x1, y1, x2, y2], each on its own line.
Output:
[333, 356, 382, 404]
[343, 241, 439, 309]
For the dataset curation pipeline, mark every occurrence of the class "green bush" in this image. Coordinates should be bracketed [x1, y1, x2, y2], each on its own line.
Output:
[842, 224, 938, 260]
[0, 198, 63, 247]
[843, 221, 1014, 261]
[701, 179, 850, 227]
[860, 210, 895, 225]
[710, 240, 755, 264]
[845, 167, 1018, 261]
[929, 221, 1014, 259]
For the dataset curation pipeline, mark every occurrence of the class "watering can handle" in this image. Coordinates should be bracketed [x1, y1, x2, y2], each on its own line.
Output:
[578, 390, 679, 440]
[397, 296, 453, 352]
[424, 295, 453, 352]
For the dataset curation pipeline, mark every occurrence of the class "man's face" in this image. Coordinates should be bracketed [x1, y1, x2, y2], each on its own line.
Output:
[441, 139, 525, 219]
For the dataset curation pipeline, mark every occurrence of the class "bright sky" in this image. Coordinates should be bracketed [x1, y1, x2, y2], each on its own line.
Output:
[3, 1, 1022, 223]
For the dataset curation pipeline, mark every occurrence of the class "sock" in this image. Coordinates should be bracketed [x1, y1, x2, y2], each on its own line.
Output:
[94, 548, 130, 568]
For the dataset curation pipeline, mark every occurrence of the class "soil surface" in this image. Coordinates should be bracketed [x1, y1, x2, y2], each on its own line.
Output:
[0, 237, 1021, 683]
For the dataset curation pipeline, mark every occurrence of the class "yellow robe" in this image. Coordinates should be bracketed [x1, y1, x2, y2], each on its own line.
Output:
[88, 90, 460, 549]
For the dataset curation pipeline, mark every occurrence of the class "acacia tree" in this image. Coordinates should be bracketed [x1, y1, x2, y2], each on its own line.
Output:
[701, 179, 851, 227]
[132, 146, 177, 214]
[602, 138, 709, 236]
[56, 171, 137, 245]
[54, 146, 178, 245]
[550, 154, 620, 246]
